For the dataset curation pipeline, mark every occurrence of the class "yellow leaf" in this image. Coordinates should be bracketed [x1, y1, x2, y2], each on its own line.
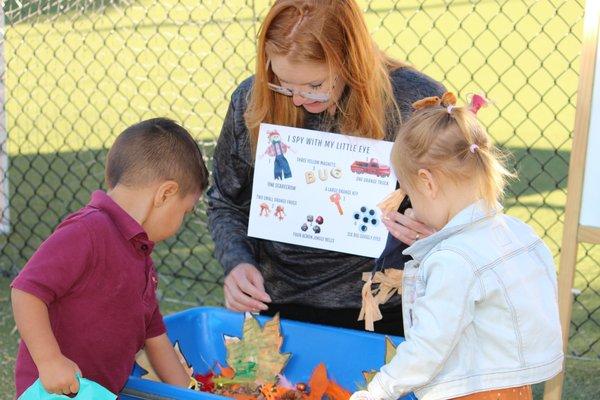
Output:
[362, 337, 397, 384]
[225, 313, 291, 383]
[384, 337, 397, 364]
[136, 341, 193, 381]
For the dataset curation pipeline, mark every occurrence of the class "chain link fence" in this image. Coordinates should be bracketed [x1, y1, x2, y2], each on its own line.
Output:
[0, 0, 597, 359]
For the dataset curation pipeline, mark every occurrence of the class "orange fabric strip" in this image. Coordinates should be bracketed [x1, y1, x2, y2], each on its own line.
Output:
[453, 385, 532, 400]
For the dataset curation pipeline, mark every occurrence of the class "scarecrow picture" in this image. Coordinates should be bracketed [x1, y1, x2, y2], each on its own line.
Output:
[263, 130, 292, 180]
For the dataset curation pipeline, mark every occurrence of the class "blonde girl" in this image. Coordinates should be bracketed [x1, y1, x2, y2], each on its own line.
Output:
[351, 93, 563, 399]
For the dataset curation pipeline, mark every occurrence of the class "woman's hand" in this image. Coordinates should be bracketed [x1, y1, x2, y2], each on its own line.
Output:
[224, 263, 272, 312]
[382, 208, 436, 245]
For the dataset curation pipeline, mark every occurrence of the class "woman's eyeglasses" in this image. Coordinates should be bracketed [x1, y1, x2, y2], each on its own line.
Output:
[266, 60, 337, 103]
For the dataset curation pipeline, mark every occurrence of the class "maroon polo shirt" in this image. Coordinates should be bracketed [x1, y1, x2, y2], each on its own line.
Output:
[11, 190, 166, 397]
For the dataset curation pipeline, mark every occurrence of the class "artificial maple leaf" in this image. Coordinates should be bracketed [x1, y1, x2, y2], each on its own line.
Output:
[193, 371, 215, 392]
[362, 337, 397, 384]
[222, 367, 236, 378]
[136, 341, 193, 381]
[384, 336, 397, 364]
[217, 362, 236, 379]
[225, 313, 291, 384]
[308, 364, 328, 400]
[307, 364, 349, 400]
[326, 380, 351, 400]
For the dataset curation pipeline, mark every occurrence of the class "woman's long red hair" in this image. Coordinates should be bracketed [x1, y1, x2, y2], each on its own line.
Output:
[244, 0, 405, 154]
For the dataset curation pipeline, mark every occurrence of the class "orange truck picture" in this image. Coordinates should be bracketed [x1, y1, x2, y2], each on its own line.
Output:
[350, 158, 391, 178]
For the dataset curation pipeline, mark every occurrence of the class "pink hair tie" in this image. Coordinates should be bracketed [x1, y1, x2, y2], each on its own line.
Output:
[447, 105, 454, 114]
[469, 94, 488, 115]
[469, 144, 479, 153]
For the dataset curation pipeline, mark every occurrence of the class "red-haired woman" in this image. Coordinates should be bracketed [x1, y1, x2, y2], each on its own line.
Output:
[206, 0, 443, 335]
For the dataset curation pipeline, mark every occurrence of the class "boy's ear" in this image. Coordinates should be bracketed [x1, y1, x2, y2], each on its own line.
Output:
[153, 180, 180, 207]
[416, 169, 438, 199]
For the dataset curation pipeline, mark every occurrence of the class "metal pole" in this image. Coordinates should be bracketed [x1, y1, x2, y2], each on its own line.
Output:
[0, 0, 11, 235]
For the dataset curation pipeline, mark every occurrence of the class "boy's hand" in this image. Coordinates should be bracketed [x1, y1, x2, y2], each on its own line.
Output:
[38, 354, 81, 395]
[224, 263, 271, 312]
[144, 334, 191, 388]
[11, 289, 81, 394]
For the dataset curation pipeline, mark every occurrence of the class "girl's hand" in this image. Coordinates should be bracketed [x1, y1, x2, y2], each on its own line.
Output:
[350, 390, 376, 400]
[382, 208, 436, 245]
[224, 263, 272, 312]
[38, 354, 81, 395]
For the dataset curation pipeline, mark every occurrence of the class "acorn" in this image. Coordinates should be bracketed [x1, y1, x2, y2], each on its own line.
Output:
[296, 383, 307, 392]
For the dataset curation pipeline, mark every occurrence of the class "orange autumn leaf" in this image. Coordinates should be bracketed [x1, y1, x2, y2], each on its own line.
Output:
[221, 365, 236, 379]
[326, 381, 351, 400]
[308, 364, 328, 400]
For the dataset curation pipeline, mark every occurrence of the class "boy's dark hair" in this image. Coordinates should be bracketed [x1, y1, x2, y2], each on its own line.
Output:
[105, 118, 209, 195]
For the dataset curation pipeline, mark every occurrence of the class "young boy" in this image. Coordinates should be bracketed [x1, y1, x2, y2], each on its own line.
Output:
[11, 118, 209, 397]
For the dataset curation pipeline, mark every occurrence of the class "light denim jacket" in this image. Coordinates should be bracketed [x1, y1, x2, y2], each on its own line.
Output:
[368, 201, 563, 400]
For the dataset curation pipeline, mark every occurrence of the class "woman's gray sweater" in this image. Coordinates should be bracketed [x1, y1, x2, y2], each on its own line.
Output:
[206, 67, 444, 308]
